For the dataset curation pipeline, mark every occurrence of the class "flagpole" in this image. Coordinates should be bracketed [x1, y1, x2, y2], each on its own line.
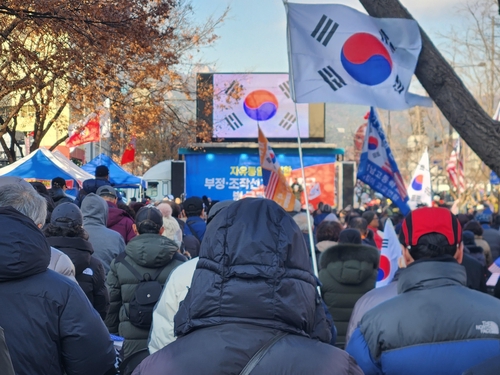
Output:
[293, 105, 319, 278]
[284, 0, 318, 278]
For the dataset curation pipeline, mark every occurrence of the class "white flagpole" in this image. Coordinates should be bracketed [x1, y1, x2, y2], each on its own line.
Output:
[285, 0, 319, 280]
[293, 105, 318, 278]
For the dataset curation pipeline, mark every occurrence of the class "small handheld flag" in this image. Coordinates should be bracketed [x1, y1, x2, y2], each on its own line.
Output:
[357, 108, 410, 215]
[407, 149, 432, 210]
[258, 127, 295, 211]
[376, 219, 401, 287]
[285, 3, 432, 110]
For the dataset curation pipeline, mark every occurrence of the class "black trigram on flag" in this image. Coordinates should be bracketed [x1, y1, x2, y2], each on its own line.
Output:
[279, 112, 296, 131]
[311, 15, 339, 47]
[318, 66, 346, 91]
[224, 80, 239, 96]
[279, 81, 291, 98]
[224, 113, 243, 130]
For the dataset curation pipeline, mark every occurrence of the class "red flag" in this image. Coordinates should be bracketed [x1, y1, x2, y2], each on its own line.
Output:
[66, 113, 100, 148]
[121, 137, 136, 165]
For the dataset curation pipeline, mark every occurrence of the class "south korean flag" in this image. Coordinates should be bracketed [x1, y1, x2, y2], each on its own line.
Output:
[285, 3, 432, 110]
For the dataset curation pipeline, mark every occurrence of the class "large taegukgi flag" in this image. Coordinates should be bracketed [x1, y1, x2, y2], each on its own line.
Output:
[258, 127, 295, 211]
[285, 3, 432, 110]
[357, 107, 410, 215]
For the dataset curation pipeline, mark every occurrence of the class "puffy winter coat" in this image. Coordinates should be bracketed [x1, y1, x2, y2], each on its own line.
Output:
[0, 207, 116, 375]
[49, 246, 76, 282]
[133, 198, 363, 375]
[346, 257, 500, 375]
[75, 178, 111, 206]
[46, 236, 109, 319]
[183, 216, 206, 241]
[105, 201, 136, 243]
[319, 243, 380, 347]
[82, 193, 125, 273]
[345, 270, 402, 345]
[105, 233, 184, 359]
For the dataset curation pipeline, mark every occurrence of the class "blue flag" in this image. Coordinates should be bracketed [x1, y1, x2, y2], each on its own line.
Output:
[357, 108, 410, 215]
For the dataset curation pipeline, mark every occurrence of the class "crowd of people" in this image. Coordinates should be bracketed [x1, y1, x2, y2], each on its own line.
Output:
[0, 168, 500, 374]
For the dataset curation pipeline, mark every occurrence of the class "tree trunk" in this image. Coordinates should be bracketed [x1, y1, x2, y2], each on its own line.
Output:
[358, 0, 500, 174]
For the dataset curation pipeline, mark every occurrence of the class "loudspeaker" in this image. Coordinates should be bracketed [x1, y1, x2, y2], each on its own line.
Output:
[337, 162, 356, 209]
[171, 161, 185, 199]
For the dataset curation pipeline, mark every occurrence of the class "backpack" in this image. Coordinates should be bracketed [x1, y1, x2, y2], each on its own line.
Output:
[115, 253, 167, 330]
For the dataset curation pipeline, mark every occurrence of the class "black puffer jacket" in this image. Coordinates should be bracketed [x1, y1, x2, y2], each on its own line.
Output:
[133, 198, 362, 375]
[0, 207, 115, 375]
[319, 242, 380, 347]
[46, 236, 109, 320]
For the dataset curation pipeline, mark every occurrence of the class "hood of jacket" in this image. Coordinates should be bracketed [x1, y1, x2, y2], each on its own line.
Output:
[82, 193, 108, 226]
[46, 236, 93, 275]
[125, 233, 178, 268]
[319, 243, 380, 285]
[106, 201, 133, 227]
[0, 206, 50, 281]
[175, 198, 332, 343]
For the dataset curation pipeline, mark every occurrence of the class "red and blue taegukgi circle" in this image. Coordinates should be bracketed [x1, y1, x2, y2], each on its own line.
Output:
[341, 33, 393, 86]
[411, 174, 424, 191]
[243, 90, 279, 121]
[377, 255, 391, 281]
[368, 136, 379, 151]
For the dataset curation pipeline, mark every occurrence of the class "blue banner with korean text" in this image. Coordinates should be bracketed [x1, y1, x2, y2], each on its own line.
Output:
[357, 108, 410, 215]
[185, 152, 335, 204]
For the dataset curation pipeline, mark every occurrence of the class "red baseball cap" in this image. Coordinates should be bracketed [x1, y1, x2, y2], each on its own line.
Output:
[400, 207, 462, 247]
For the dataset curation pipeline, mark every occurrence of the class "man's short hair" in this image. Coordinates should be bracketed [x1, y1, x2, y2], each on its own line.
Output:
[135, 206, 163, 234]
[399, 207, 462, 260]
[95, 165, 109, 179]
[0, 179, 47, 226]
[183, 197, 203, 217]
[51, 177, 67, 188]
[349, 217, 368, 234]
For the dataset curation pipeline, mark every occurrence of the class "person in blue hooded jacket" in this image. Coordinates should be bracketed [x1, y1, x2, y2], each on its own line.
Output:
[133, 198, 362, 375]
[0, 184, 116, 375]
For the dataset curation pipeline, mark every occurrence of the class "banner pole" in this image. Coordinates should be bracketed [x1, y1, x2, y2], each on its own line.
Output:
[293, 104, 319, 278]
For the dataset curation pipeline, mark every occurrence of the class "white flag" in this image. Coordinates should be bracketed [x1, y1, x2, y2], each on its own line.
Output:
[285, 3, 432, 110]
[407, 149, 432, 210]
[376, 219, 401, 288]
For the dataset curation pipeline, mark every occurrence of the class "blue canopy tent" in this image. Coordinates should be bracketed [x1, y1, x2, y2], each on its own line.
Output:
[82, 153, 146, 188]
[0, 148, 94, 196]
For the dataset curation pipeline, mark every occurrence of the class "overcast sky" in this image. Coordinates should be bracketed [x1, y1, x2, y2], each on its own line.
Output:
[191, 0, 472, 72]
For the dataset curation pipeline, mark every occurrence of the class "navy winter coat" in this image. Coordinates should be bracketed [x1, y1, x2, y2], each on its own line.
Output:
[0, 207, 116, 375]
[133, 198, 362, 375]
